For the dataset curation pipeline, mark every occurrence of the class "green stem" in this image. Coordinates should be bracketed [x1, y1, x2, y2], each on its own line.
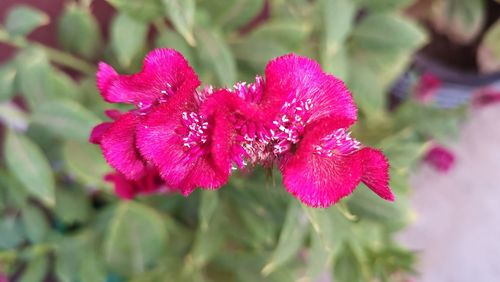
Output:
[0, 28, 96, 75]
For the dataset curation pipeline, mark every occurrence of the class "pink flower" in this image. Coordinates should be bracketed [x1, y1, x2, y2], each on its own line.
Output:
[208, 54, 394, 207]
[414, 72, 441, 103]
[90, 49, 200, 180]
[424, 145, 455, 173]
[472, 88, 500, 108]
[104, 166, 173, 200]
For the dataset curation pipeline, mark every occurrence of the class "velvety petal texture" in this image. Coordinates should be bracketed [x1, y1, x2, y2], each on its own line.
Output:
[97, 49, 200, 107]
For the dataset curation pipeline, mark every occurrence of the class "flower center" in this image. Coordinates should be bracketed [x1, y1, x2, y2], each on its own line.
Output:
[313, 128, 361, 157]
[181, 111, 209, 160]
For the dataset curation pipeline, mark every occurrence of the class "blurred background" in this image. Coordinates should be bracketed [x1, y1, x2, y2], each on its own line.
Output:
[0, 0, 500, 281]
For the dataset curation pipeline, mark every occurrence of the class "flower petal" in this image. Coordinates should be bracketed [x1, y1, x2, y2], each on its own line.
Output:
[358, 148, 394, 201]
[280, 117, 363, 207]
[98, 48, 200, 106]
[99, 112, 145, 180]
[136, 90, 230, 194]
[89, 122, 112, 144]
[263, 53, 357, 124]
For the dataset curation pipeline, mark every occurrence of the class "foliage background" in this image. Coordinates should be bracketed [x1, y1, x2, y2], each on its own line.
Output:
[0, 0, 475, 281]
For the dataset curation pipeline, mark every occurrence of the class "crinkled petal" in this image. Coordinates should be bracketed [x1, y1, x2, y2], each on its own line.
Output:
[263, 53, 357, 124]
[98, 48, 200, 106]
[358, 148, 394, 201]
[89, 122, 112, 144]
[282, 150, 363, 208]
[100, 112, 145, 180]
[136, 91, 229, 195]
[280, 117, 363, 207]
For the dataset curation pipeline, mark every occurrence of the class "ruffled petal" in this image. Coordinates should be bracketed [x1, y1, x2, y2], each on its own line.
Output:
[136, 90, 230, 195]
[358, 148, 394, 201]
[263, 53, 357, 124]
[99, 112, 145, 180]
[98, 48, 200, 106]
[280, 117, 364, 207]
[89, 122, 112, 144]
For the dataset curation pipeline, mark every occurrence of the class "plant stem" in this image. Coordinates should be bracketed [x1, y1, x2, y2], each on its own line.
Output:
[0, 28, 96, 75]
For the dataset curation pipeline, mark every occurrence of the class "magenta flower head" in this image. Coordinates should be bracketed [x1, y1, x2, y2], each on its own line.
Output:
[261, 54, 393, 207]
[90, 49, 394, 207]
[90, 49, 200, 181]
[424, 144, 455, 173]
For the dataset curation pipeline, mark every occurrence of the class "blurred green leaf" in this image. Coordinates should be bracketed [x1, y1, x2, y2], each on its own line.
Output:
[320, 0, 355, 75]
[162, 0, 196, 46]
[52, 68, 81, 101]
[0, 102, 28, 131]
[350, 14, 427, 90]
[303, 229, 333, 281]
[31, 99, 101, 141]
[0, 216, 25, 249]
[106, 0, 163, 22]
[19, 256, 48, 282]
[4, 130, 55, 206]
[110, 13, 148, 68]
[478, 19, 500, 73]
[200, 0, 264, 30]
[21, 204, 49, 243]
[431, 0, 485, 44]
[58, 4, 101, 59]
[262, 201, 308, 276]
[0, 62, 17, 102]
[334, 246, 362, 282]
[104, 202, 167, 276]
[195, 28, 236, 86]
[199, 191, 219, 231]
[55, 187, 91, 224]
[156, 29, 195, 64]
[62, 140, 109, 188]
[353, 0, 413, 11]
[15, 48, 54, 108]
[5, 5, 49, 37]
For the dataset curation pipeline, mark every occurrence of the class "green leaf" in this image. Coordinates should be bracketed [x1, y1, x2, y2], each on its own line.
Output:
[110, 13, 148, 68]
[19, 256, 48, 282]
[431, 0, 485, 44]
[156, 29, 195, 64]
[349, 14, 427, 90]
[104, 202, 167, 276]
[31, 99, 101, 141]
[199, 191, 219, 231]
[478, 19, 500, 73]
[106, 0, 163, 22]
[200, 0, 264, 30]
[334, 246, 362, 282]
[21, 204, 49, 243]
[262, 201, 308, 276]
[162, 0, 196, 46]
[4, 131, 55, 206]
[58, 4, 101, 59]
[15, 48, 54, 108]
[62, 140, 109, 188]
[5, 5, 49, 37]
[0, 62, 17, 102]
[353, 0, 413, 11]
[195, 28, 236, 86]
[54, 187, 91, 224]
[0, 216, 25, 249]
[0, 102, 29, 131]
[52, 68, 81, 101]
[303, 230, 333, 281]
[320, 0, 355, 75]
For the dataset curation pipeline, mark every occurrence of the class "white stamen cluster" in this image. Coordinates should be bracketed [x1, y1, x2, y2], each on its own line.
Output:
[181, 112, 209, 159]
[313, 128, 361, 156]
